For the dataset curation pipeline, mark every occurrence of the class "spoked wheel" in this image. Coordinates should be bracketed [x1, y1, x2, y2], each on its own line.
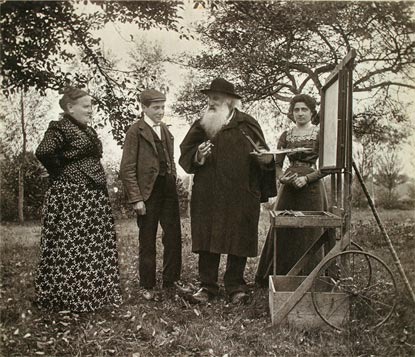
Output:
[350, 240, 364, 251]
[349, 241, 373, 285]
[311, 250, 397, 332]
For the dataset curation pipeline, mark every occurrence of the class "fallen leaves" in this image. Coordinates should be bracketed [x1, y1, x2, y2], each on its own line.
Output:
[1, 216, 414, 356]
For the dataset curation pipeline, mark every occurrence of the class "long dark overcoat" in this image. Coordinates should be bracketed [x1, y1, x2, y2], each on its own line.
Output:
[179, 109, 276, 257]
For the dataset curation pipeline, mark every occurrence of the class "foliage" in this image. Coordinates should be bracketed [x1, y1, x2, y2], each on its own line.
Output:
[1, 0, 184, 144]
[106, 36, 172, 145]
[189, 1, 414, 101]
[353, 97, 409, 148]
[171, 70, 208, 124]
[374, 151, 408, 208]
[174, 1, 414, 151]
[408, 180, 415, 201]
[352, 95, 410, 186]
[351, 177, 369, 208]
[176, 176, 190, 217]
[0, 90, 53, 157]
[1, 1, 182, 94]
[0, 89, 54, 223]
[0, 150, 48, 222]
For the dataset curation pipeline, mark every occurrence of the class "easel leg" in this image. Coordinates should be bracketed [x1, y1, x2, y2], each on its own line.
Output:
[273, 228, 277, 276]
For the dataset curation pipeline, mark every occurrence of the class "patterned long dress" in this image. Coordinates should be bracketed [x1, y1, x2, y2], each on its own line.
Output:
[255, 125, 327, 284]
[35, 114, 122, 312]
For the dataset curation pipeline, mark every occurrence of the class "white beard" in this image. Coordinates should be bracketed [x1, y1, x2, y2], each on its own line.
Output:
[200, 104, 232, 139]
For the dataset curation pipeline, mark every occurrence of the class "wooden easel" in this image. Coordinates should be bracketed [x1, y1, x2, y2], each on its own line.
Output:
[269, 50, 356, 327]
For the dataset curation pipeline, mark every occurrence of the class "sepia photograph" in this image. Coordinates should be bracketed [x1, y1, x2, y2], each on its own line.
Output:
[1, 1, 414, 356]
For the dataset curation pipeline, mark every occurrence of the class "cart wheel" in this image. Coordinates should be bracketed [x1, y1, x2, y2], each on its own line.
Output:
[349, 241, 373, 286]
[350, 240, 364, 251]
[311, 250, 397, 332]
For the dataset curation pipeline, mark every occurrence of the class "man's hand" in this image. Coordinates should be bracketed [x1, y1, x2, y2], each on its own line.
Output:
[251, 150, 274, 165]
[133, 201, 146, 215]
[196, 140, 214, 163]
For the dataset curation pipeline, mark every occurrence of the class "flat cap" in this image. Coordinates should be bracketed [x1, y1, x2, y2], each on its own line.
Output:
[140, 89, 166, 104]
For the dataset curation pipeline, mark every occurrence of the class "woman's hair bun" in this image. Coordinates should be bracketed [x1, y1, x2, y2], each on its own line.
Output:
[58, 86, 89, 110]
[58, 86, 80, 95]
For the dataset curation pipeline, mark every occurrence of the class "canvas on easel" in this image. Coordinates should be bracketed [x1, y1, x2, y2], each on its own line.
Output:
[319, 67, 348, 172]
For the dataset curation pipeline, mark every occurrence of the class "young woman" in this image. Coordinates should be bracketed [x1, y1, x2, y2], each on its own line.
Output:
[35, 86, 122, 311]
[255, 94, 327, 285]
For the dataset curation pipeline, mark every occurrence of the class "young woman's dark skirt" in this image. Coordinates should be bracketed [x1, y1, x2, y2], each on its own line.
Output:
[256, 166, 328, 285]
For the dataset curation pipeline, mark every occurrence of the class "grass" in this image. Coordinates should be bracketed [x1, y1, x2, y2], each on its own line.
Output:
[1, 208, 414, 356]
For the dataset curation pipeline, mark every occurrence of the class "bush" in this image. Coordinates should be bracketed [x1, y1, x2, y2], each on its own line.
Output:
[376, 189, 401, 209]
[351, 179, 369, 208]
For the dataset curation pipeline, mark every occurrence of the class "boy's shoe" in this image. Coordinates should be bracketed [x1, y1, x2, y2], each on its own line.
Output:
[173, 281, 193, 293]
[163, 280, 193, 294]
[192, 287, 212, 303]
[140, 288, 155, 301]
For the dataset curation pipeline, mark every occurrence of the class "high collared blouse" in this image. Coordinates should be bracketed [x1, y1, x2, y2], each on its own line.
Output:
[36, 114, 107, 188]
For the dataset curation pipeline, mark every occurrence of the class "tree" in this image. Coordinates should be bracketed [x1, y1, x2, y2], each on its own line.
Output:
[0, 148, 48, 222]
[0, 89, 52, 223]
[192, 2, 414, 99]
[106, 36, 172, 145]
[128, 36, 171, 91]
[1, 1, 182, 94]
[1, 1, 185, 143]
[374, 150, 408, 208]
[352, 95, 410, 204]
[175, 1, 414, 125]
[353, 96, 409, 175]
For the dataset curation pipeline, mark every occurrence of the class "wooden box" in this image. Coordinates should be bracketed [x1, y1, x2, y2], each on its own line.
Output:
[269, 275, 349, 329]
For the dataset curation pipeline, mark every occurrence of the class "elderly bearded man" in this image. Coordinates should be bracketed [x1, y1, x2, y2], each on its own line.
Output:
[179, 78, 277, 304]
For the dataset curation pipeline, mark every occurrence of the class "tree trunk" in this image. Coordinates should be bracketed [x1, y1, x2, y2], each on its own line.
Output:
[18, 91, 26, 224]
[18, 167, 24, 223]
[371, 162, 375, 207]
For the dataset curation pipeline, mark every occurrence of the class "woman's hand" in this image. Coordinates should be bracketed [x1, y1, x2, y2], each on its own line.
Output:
[292, 176, 308, 189]
[279, 172, 298, 185]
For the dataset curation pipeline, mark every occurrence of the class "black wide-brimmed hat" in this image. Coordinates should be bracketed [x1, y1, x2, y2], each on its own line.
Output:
[200, 78, 242, 99]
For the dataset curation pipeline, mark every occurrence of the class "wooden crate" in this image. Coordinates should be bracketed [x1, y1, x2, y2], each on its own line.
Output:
[269, 275, 349, 329]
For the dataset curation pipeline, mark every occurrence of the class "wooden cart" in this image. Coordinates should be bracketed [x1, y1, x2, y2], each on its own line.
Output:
[269, 50, 398, 331]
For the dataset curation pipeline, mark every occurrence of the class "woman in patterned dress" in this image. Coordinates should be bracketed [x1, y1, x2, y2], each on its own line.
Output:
[255, 94, 327, 285]
[35, 87, 122, 311]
